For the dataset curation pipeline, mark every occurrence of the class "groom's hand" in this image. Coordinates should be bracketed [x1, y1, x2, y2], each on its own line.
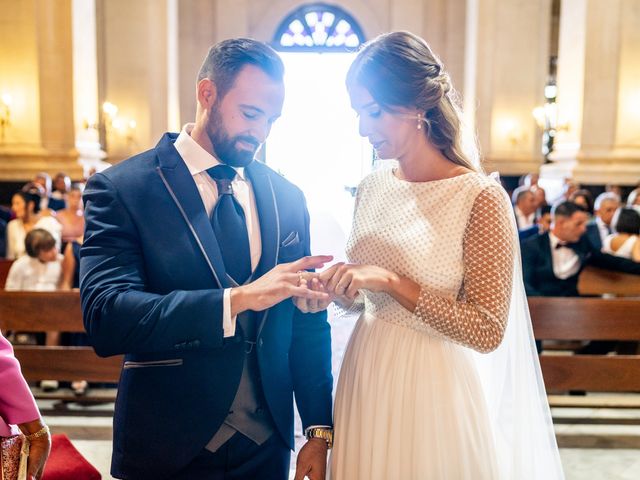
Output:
[231, 256, 332, 315]
[294, 438, 328, 480]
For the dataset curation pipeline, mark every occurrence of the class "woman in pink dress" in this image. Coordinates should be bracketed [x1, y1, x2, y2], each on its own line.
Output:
[1, 330, 51, 479]
[54, 184, 85, 245]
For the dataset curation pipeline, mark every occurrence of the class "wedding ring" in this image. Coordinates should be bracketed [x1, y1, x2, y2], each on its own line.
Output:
[297, 270, 305, 286]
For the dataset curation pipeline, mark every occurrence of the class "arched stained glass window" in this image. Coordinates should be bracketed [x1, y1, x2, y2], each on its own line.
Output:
[274, 3, 365, 51]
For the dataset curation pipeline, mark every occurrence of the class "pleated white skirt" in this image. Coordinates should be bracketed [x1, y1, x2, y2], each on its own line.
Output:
[330, 313, 499, 480]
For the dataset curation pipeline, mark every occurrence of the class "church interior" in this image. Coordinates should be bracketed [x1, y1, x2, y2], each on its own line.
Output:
[1, 0, 639, 478]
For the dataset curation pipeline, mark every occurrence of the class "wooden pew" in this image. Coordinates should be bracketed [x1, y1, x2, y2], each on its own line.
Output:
[529, 297, 640, 395]
[578, 265, 640, 297]
[0, 291, 122, 404]
[0, 258, 13, 288]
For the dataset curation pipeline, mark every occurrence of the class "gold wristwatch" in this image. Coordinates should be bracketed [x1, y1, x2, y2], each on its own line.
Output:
[305, 427, 334, 449]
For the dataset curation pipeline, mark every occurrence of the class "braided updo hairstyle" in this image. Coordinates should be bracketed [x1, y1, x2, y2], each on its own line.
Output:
[347, 31, 478, 171]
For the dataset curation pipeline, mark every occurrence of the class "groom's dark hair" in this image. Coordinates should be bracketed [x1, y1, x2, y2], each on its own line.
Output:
[552, 201, 586, 219]
[197, 38, 284, 99]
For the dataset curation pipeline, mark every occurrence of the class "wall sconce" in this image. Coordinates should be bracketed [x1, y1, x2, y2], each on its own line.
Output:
[496, 117, 524, 148]
[532, 83, 569, 161]
[0, 93, 12, 143]
[102, 101, 137, 148]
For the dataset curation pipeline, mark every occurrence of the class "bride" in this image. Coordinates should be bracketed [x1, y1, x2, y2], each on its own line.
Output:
[295, 31, 564, 479]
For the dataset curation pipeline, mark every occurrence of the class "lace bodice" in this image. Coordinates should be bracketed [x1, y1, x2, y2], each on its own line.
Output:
[346, 168, 515, 353]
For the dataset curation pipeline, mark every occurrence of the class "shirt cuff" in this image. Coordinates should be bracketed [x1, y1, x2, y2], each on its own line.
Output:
[223, 288, 237, 338]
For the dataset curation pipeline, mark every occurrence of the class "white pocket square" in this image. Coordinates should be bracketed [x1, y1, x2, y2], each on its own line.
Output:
[281, 231, 300, 248]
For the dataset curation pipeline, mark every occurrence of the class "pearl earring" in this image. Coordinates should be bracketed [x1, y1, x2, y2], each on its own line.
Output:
[417, 113, 423, 130]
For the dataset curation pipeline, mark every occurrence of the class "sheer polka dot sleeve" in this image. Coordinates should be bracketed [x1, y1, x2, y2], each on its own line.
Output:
[413, 184, 515, 353]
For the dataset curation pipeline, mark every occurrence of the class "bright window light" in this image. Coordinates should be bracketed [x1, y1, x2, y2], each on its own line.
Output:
[266, 52, 373, 260]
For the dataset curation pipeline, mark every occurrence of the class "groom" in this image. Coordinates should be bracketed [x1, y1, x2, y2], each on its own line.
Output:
[80, 39, 333, 480]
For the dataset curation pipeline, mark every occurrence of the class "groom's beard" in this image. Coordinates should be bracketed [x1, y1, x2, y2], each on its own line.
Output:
[207, 105, 260, 168]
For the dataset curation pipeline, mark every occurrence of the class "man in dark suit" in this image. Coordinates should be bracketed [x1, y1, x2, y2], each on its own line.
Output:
[521, 201, 640, 352]
[81, 39, 333, 480]
[32, 172, 65, 211]
[512, 186, 536, 230]
[584, 192, 620, 250]
[522, 201, 640, 297]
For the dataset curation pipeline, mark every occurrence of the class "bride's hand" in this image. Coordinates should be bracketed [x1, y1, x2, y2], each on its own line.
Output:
[293, 272, 332, 313]
[322, 263, 396, 299]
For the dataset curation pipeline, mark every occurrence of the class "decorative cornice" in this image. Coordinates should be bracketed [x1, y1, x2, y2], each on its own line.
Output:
[0, 148, 83, 181]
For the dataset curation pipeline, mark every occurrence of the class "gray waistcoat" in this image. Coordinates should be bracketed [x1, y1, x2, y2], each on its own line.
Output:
[206, 308, 275, 452]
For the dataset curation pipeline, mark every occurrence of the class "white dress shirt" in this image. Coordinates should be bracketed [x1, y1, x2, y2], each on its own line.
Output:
[595, 216, 611, 245]
[174, 124, 262, 338]
[549, 232, 581, 280]
[5, 254, 63, 291]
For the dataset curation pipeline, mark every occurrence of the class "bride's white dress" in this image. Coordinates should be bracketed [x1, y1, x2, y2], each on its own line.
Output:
[331, 168, 557, 479]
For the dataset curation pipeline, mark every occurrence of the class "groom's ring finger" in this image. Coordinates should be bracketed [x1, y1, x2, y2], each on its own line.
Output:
[309, 279, 320, 311]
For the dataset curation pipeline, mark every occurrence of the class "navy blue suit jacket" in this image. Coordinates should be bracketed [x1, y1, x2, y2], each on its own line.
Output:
[518, 224, 540, 243]
[80, 133, 333, 479]
[521, 231, 640, 297]
[585, 221, 603, 250]
[47, 196, 65, 211]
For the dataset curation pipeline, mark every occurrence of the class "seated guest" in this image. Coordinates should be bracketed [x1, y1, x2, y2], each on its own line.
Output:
[602, 208, 640, 262]
[569, 189, 594, 216]
[518, 205, 552, 242]
[520, 172, 539, 187]
[532, 185, 547, 210]
[6, 187, 62, 260]
[59, 239, 91, 395]
[5, 229, 64, 292]
[522, 201, 640, 354]
[557, 178, 579, 203]
[5, 229, 69, 391]
[56, 183, 85, 245]
[522, 201, 640, 298]
[33, 172, 65, 212]
[585, 192, 621, 250]
[512, 186, 536, 229]
[51, 172, 71, 201]
[606, 184, 624, 198]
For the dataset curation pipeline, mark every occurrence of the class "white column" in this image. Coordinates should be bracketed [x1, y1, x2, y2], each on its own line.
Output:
[543, 0, 640, 187]
[465, 0, 552, 175]
[0, 0, 82, 180]
[97, 0, 169, 161]
[73, 0, 107, 176]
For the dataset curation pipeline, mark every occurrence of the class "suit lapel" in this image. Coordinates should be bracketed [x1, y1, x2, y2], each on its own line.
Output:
[155, 133, 230, 288]
[246, 162, 280, 336]
[540, 233, 556, 277]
